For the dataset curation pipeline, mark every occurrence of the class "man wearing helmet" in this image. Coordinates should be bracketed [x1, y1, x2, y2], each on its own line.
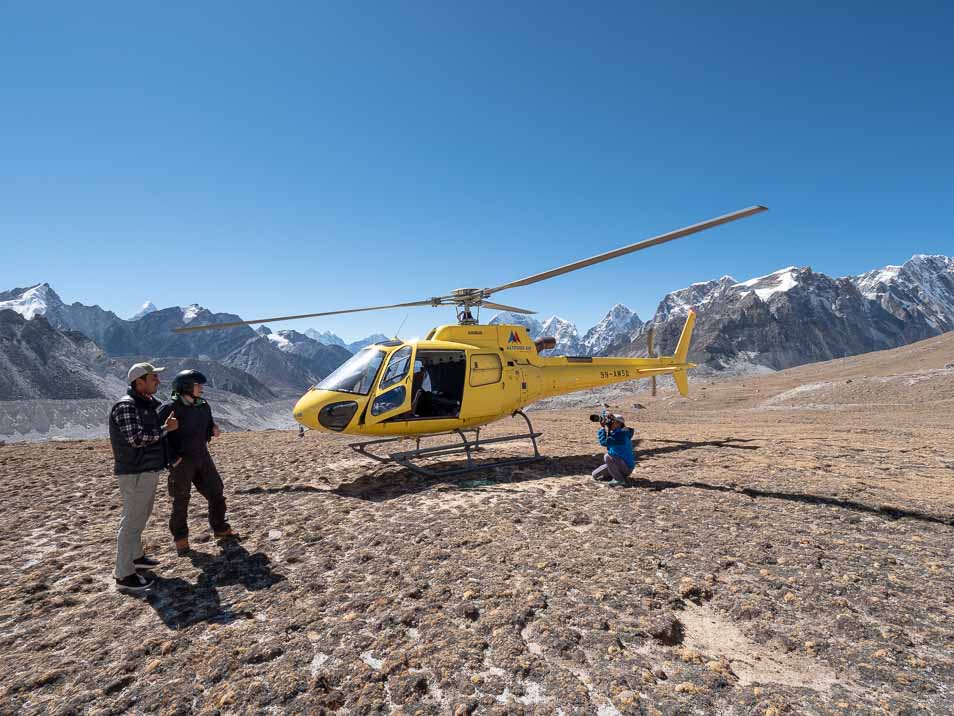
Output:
[158, 369, 237, 555]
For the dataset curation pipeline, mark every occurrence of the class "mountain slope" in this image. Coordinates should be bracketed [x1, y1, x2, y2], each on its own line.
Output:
[101, 305, 257, 359]
[849, 254, 954, 340]
[221, 336, 322, 398]
[582, 304, 642, 355]
[0, 310, 125, 400]
[611, 264, 921, 371]
[265, 329, 355, 379]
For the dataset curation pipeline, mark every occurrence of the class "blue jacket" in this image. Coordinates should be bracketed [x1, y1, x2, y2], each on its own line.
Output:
[598, 427, 636, 469]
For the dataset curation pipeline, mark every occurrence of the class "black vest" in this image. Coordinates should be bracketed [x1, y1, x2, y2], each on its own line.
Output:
[109, 389, 168, 475]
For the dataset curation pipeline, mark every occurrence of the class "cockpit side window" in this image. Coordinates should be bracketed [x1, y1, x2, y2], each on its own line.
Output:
[379, 346, 412, 390]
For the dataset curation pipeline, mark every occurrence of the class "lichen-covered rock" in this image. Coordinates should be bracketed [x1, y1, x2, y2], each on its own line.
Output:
[2, 348, 954, 715]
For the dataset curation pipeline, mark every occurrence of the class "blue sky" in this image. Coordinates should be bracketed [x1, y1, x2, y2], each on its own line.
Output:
[1, 2, 952, 341]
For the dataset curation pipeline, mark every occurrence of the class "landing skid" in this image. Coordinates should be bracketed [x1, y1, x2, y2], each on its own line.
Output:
[348, 410, 543, 478]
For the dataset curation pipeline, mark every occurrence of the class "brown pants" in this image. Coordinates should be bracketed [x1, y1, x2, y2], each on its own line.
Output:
[168, 454, 229, 540]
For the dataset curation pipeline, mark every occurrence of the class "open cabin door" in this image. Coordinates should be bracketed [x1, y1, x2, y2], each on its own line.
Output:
[365, 345, 414, 425]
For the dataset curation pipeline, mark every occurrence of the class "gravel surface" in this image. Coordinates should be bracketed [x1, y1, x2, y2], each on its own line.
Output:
[1, 333, 953, 715]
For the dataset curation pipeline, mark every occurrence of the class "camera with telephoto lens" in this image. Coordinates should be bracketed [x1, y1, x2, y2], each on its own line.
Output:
[589, 410, 611, 426]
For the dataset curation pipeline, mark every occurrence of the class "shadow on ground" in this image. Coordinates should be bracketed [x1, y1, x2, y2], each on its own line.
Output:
[331, 437, 761, 500]
[629, 477, 954, 526]
[331, 446, 953, 527]
[141, 542, 286, 630]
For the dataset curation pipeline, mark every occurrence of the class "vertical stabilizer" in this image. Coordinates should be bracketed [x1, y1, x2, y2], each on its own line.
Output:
[673, 369, 689, 397]
[674, 309, 696, 364]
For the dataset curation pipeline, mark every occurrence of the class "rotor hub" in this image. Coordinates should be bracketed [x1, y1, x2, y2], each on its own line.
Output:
[450, 288, 481, 301]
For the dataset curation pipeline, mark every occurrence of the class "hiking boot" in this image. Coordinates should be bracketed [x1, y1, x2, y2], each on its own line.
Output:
[592, 471, 613, 482]
[115, 573, 153, 593]
[133, 555, 161, 570]
[174, 538, 191, 557]
[213, 528, 240, 541]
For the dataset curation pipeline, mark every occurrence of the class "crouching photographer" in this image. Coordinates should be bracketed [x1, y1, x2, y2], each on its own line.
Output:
[590, 410, 636, 486]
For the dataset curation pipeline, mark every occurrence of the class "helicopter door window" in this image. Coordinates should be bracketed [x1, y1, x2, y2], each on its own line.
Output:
[371, 386, 407, 416]
[379, 346, 412, 390]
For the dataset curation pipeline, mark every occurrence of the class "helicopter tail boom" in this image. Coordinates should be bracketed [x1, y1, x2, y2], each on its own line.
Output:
[530, 312, 698, 400]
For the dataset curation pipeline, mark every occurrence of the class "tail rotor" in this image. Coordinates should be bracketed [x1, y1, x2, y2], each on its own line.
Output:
[647, 325, 657, 397]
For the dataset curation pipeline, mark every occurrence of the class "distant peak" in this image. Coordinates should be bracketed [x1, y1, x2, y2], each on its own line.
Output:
[130, 300, 158, 321]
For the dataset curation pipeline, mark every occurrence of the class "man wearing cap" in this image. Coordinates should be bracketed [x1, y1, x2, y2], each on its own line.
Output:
[591, 413, 636, 486]
[108, 362, 179, 592]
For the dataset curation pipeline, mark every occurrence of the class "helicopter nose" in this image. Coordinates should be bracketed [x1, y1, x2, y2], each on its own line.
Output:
[293, 390, 361, 432]
[293, 390, 323, 430]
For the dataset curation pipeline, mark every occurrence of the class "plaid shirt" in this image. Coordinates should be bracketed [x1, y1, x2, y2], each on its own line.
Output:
[111, 399, 164, 448]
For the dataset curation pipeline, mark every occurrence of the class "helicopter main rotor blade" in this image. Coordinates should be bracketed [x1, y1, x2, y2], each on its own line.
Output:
[480, 301, 537, 315]
[173, 299, 439, 333]
[483, 205, 767, 295]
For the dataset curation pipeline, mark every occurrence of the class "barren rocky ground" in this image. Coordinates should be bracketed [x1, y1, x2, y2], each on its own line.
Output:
[1, 333, 953, 715]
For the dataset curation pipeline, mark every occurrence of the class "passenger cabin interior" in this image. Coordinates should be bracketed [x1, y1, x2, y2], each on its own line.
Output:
[378, 349, 467, 421]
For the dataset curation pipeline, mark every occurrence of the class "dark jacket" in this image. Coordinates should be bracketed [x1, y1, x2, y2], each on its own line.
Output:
[109, 389, 168, 475]
[158, 396, 215, 461]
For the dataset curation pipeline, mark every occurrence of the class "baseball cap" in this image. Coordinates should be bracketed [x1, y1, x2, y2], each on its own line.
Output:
[127, 362, 166, 384]
[608, 413, 626, 425]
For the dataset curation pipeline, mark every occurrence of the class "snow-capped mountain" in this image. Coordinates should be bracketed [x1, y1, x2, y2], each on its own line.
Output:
[267, 329, 332, 358]
[100, 305, 256, 359]
[264, 329, 355, 379]
[849, 254, 954, 340]
[304, 328, 347, 347]
[488, 309, 640, 356]
[0, 283, 124, 346]
[4, 251, 952, 416]
[347, 334, 389, 352]
[610, 259, 950, 371]
[487, 312, 544, 338]
[582, 304, 643, 355]
[0, 283, 53, 320]
[302, 328, 389, 353]
[539, 316, 585, 356]
[130, 301, 158, 321]
[653, 276, 738, 323]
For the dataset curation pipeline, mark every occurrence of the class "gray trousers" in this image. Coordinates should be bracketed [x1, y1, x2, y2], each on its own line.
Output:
[592, 453, 633, 482]
[115, 470, 161, 579]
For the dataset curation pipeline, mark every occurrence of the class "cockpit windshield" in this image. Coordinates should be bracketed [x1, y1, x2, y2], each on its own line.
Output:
[316, 348, 385, 395]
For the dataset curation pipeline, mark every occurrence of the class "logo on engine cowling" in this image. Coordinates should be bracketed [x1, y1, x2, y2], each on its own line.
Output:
[508, 331, 521, 344]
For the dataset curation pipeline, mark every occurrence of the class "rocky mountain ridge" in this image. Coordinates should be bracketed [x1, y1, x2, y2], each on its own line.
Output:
[0, 286, 355, 402]
[2, 252, 951, 430]
[303, 328, 390, 353]
[0, 310, 125, 401]
[610, 254, 954, 372]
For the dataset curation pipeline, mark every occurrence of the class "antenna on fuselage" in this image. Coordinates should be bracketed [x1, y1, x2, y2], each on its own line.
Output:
[393, 313, 409, 340]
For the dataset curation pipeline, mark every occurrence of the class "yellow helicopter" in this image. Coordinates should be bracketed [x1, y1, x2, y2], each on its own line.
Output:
[177, 206, 766, 475]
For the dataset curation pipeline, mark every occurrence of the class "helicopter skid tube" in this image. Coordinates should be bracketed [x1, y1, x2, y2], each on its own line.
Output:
[348, 410, 544, 478]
